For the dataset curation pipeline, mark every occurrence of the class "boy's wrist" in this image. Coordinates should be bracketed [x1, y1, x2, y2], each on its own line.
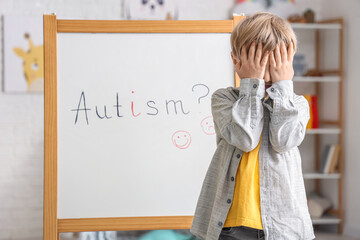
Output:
[266, 79, 294, 99]
[238, 78, 265, 98]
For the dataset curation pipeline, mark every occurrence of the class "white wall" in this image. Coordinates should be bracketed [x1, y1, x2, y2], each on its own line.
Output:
[0, 0, 358, 239]
[321, 0, 360, 237]
[0, 2, 122, 239]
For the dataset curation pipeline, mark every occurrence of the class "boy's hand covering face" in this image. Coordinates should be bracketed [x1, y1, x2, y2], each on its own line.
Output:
[269, 41, 295, 83]
[264, 58, 271, 86]
[234, 41, 270, 80]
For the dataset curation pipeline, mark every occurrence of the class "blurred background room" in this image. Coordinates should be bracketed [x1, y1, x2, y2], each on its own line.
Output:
[0, 0, 359, 239]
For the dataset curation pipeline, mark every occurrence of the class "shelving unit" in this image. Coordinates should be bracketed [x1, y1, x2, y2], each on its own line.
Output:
[293, 76, 340, 83]
[291, 22, 342, 30]
[306, 128, 341, 134]
[290, 18, 344, 234]
[303, 172, 341, 180]
[311, 215, 342, 225]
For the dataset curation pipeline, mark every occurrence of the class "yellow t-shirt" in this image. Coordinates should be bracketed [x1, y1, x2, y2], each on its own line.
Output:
[223, 134, 263, 230]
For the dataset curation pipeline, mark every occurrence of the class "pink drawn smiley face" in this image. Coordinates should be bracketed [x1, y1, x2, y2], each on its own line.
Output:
[172, 130, 192, 149]
[201, 116, 215, 135]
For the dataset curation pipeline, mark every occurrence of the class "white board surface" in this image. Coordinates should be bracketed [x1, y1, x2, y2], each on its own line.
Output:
[57, 32, 234, 219]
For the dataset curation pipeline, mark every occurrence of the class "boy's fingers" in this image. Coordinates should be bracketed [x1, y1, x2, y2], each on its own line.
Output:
[287, 40, 295, 62]
[280, 41, 287, 62]
[274, 44, 281, 65]
[269, 51, 276, 67]
[255, 42, 262, 64]
[240, 46, 247, 62]
[234, 58, 240, 67]
[237, 60, 242, 70]
[260, 50, 269, 67]
[248, 41, 256, 62]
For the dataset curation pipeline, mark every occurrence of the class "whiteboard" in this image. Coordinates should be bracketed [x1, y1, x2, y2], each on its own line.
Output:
[57, 33, 234, 219]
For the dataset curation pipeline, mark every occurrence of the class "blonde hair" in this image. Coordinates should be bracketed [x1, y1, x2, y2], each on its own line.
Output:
[230, 12, 297, 60]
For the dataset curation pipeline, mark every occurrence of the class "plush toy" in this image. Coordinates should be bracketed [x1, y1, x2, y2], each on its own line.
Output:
[125, 0, 179, 20]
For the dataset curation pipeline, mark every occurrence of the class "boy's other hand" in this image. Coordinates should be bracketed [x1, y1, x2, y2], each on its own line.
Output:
[269, 41, 295, 83]
[235, 41, 269, 80]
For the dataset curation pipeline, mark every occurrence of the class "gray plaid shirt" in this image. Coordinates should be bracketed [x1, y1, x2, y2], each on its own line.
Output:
[190, 78, 315, 240]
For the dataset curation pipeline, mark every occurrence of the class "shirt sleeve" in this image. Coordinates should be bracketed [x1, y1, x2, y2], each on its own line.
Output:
[262, 79, 310, 153]
[211, 78, 265, 152]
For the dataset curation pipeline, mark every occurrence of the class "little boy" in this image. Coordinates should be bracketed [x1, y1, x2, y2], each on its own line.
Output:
[190, 12, 315, 240]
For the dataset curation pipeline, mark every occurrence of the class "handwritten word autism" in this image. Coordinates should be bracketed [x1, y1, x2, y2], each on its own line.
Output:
[70, 84, 210, 125]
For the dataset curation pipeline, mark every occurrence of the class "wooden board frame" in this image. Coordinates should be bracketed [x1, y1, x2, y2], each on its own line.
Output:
[43, 13, 244, 239]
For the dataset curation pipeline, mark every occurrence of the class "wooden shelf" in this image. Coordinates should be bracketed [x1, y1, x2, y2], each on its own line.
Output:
[303, 172, 341, 179]
[293, 76, 340, 83]
[306, 128, 341, 134]
[290, 23, 342, 30]
[311, 214, 342, 225]
[292, 17, 344, 233]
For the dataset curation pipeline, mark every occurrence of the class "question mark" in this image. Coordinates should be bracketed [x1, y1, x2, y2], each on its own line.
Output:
[192, 83, 210, 104]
